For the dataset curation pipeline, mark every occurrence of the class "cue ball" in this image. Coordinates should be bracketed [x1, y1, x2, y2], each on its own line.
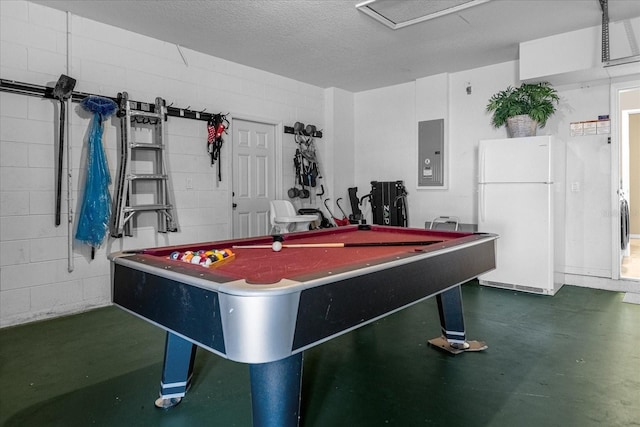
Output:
[272, 241, 283, 252]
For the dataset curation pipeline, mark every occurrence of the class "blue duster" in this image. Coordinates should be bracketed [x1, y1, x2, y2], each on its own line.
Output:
[76, 96, 118, 250]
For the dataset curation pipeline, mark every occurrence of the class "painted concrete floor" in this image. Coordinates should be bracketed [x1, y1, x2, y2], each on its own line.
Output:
[1, 282, 639, 427]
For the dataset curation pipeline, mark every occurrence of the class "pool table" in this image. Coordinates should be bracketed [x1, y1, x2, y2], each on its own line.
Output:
[109, 224, 497, 426]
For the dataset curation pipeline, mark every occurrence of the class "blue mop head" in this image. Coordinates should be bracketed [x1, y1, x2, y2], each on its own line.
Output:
[75, 95, 118, 249]
[80, 96, 118, 119]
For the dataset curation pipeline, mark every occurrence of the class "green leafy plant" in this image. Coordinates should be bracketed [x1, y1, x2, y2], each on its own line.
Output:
[486, 82, 559, 128]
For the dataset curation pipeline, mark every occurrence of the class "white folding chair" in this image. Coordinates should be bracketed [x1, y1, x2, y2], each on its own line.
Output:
[270, 200, 318, 234]
[429, 216, 460, 231]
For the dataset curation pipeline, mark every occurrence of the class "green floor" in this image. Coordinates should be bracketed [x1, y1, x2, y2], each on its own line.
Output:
[1, 282, 639, 427]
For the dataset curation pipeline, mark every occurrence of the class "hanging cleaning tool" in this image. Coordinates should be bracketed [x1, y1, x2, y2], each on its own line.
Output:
[76, 96, 118, 256]
[52, 74, 76, 226]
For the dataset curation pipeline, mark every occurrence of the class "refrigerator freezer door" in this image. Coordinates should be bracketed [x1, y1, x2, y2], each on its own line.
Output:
[479, 136, 552, 184]
[478, 182, 553, 292]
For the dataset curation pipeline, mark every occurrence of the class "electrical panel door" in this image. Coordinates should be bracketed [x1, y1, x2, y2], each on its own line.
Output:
[418, 119, 444, 187]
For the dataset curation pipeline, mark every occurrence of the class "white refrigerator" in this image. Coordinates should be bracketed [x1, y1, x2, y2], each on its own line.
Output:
[478, 136, 565, 295]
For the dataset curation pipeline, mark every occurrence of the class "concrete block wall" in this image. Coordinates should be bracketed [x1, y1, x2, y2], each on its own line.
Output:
[0, 0, 324, 327]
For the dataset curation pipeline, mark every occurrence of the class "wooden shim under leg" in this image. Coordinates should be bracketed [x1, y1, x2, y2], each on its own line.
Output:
[428, 335, 488, 355]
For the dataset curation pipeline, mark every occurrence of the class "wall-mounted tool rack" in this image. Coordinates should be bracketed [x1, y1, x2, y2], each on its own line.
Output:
[2, 79, 328, 136]
[0, 79, 222, 123]
[0, 78, 226, 239]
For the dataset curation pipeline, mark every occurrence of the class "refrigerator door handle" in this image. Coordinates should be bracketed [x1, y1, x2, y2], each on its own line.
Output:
[479, 147, 485, 183]
[479, 184, 485, 223]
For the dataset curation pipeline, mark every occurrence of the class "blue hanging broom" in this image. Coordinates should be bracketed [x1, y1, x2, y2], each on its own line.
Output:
[76, 96, 118, 256]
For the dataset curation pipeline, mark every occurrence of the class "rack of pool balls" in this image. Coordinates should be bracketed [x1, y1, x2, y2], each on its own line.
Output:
[168, 249, 235, 267]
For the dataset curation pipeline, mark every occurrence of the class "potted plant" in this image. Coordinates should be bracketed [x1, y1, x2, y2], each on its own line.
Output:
[486, 81, 559, 137]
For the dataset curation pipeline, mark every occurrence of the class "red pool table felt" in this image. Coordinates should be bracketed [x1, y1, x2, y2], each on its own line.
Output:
[137, 225, 472, 285]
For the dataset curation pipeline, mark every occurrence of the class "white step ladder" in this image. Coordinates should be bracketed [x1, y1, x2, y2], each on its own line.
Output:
[110, 92, 178, 237]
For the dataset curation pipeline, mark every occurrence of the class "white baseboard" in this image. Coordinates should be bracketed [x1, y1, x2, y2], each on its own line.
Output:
[564, 273, 640, 304]
[623, 292, 640, 304]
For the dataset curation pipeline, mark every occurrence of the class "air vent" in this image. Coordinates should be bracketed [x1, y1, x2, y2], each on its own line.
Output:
[356, 0, 491, 30]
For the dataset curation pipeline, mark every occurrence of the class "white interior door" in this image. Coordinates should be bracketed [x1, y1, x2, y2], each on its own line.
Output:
[232, 119, 276, 238]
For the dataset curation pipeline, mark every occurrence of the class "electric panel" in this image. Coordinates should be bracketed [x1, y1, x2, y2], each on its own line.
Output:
[418, 119, 444, 187]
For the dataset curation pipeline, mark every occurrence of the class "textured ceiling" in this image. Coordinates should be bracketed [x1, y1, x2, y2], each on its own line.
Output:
[32, 0, 640, 92]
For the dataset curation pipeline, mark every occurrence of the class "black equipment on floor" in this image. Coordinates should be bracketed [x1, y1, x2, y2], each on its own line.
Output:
[298, 208, 333, 229]
[347, 187, 363, 224]
[369, 181, 408, 227]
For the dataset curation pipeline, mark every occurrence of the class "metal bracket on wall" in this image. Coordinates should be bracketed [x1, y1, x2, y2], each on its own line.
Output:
[284, 125, 323, 138]
[599, 0, 640, 68]
[0, 78, 223, 123]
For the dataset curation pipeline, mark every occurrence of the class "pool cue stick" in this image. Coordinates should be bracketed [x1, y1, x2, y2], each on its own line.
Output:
[232, 240, 442, 249]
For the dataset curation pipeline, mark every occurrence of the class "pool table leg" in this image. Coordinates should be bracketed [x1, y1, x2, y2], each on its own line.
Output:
[249, 352, 303, 427]
[436, 285, 468, 348]
[154, 331, 197, 409]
